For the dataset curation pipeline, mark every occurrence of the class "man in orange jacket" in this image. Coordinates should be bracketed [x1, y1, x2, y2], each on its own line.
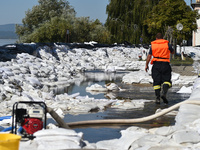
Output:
[145, 33, 175, 104]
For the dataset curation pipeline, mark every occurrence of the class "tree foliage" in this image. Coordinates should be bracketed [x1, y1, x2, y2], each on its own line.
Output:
[71, 18, 110, 43]
[25, 17, 72, 43]
[16, 0, 198, 45]
[144, 0, 199, 43]
[106, 0, 199, 44]
[16, 0, 111, 44]
[106, 0, 160, 44]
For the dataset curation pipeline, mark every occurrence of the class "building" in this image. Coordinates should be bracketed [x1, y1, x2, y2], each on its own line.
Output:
[191, 0, 200, 46]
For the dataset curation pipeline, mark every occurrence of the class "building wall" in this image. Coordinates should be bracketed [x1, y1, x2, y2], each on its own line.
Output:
[193, 9, 200, 46]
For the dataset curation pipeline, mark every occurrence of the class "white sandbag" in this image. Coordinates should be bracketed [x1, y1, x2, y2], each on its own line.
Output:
[177, 86, 192, 93]
[86, 84, 107, 92]
[106, 83, 120, 91]
[25, 76, 42, 87]
[36, 139, 81, 150]
[172, 130, 200, 144]
[35, 135, 81, 145]
[34, 128, 82, 137]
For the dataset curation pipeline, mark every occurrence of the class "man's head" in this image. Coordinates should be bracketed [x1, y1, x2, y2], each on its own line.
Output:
[156, 33, 163, 39]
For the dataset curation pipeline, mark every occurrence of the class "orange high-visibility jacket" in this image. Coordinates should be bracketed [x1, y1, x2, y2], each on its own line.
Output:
[150, 39, 170, 64]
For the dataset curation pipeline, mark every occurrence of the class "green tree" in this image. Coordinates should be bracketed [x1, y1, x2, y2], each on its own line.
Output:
[16, 0, 110, 44]
[72, 18, 111, 43]
[72, 17, 93, 43]
[144, 0, 199, 43]
[90, 20, 111, 44]
[27, 17, 73, 43]
[16, 0, 75, 43]
[106, 0, 160, 44]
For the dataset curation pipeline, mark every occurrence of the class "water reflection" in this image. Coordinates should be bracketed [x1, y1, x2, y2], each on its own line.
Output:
[47, 70, 191, 143]
[52, 70, 128, 97]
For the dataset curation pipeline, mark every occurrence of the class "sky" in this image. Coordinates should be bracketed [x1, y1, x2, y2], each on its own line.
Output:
[0, 0, 191, 25]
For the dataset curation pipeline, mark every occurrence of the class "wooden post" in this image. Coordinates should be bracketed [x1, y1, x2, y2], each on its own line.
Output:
[65, 29, 69, 43]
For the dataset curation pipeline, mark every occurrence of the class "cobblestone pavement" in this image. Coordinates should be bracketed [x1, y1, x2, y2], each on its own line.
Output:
[171, 65, 197, 76]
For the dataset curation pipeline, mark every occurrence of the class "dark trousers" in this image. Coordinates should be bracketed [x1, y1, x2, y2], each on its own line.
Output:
[152, 61, 172, 90]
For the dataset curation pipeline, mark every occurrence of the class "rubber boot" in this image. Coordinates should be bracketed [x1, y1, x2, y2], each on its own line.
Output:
[155, 89, 161, 104]
[161, 84, 169, 104]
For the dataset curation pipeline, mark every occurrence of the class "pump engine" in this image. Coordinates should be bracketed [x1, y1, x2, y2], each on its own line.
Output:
[12, 101, 47, 138]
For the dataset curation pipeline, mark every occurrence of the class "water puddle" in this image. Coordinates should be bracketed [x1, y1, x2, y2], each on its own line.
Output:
[48, 71, 191, 143]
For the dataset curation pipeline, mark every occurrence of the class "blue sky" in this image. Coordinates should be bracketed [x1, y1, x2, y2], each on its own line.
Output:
[0, 0, 191, 25]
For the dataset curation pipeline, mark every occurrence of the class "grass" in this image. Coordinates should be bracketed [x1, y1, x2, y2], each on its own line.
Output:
[170, 55, 194, 66]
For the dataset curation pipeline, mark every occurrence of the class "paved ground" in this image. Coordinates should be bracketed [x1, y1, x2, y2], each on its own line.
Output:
[171, 65, 197, 76]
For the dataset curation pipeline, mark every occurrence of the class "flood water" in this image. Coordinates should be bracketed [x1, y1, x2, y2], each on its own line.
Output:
[48, 70, 191, 143]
